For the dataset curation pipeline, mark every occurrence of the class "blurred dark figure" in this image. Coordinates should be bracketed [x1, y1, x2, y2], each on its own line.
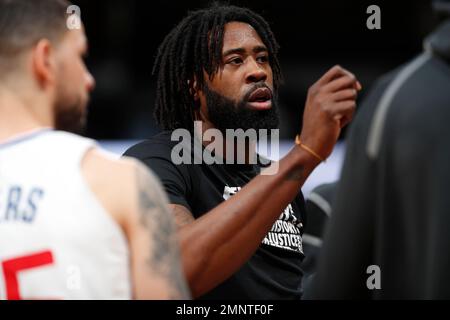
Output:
[300, 182, 336, 292]
[307, 0, 450, 299]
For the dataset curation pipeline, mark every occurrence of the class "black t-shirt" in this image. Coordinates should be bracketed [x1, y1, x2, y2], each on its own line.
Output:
[124, 131, 306, 299]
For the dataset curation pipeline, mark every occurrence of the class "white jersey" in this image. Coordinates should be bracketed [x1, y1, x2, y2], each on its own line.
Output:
[0, 129, 131, 300]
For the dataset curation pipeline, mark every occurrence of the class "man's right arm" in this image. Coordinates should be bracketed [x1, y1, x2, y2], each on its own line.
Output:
[172, 146, 320, 298]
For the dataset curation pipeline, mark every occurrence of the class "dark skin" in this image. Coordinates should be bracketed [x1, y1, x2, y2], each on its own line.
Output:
[172, 22, 361, 298]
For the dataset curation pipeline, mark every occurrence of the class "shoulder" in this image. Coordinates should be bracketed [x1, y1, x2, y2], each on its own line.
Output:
[32, 130, 96, 160]
[373, 55, 450, 147]
[81, 147, 161, 227]
[40, 130, 95, 147]
[124, 131, 180, 160]
[123, 130, 197, 183]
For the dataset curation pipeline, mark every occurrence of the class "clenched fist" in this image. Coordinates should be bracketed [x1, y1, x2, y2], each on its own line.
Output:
[299, 65, 361, 161]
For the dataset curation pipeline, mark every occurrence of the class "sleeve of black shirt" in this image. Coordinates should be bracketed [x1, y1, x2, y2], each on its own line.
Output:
[123, 141, 193, 211]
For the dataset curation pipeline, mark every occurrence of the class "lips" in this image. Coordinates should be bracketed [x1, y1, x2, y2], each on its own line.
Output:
[246, 87, 273, 110]
[248, 87, 272, 103]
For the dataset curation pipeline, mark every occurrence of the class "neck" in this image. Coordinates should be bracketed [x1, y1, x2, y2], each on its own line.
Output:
[0, 86, 53, 142]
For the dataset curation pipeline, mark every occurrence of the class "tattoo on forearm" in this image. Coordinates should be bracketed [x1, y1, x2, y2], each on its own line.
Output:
[136, 165, 190, 299]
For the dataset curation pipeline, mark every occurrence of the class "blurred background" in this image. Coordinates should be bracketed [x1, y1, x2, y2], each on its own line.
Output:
[72, 0, 439, 140]
[71, 0, 441, 194]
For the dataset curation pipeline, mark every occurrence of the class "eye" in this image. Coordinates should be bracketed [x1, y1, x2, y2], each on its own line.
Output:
[227, 57, 243, 65]
[257, 55, 269, 63]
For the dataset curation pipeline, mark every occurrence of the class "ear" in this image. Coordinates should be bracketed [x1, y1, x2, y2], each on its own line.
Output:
[31, 39, 56, 88]
[188, 77, 200, 101]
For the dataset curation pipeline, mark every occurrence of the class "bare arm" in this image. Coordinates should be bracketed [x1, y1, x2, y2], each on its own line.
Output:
[166, 66, 361, 298]
[82, 152, 190, 299]
[128, 162, 191, 299]
[173, 148, 317, 297]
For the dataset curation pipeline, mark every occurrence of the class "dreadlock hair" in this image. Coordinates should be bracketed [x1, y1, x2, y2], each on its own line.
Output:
[153, 4, 282, 131]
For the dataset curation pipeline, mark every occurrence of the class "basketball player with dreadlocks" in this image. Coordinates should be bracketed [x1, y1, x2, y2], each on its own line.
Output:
[125, 4, 361, 299]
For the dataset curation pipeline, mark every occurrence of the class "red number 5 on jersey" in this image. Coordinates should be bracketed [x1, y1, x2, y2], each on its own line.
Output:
[2, 250, 54, 300]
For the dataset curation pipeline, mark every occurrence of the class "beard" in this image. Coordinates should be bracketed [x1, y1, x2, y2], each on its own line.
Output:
[204, 83, 280, 135]
[53, 87, 88, 135]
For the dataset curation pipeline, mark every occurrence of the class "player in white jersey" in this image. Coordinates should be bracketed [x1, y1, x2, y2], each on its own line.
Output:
[0, 0, 190, 300]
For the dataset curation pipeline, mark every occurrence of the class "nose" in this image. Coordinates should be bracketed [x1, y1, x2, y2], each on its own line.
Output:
[245, 58, 267, 83]
[85, 71, 96, 92]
